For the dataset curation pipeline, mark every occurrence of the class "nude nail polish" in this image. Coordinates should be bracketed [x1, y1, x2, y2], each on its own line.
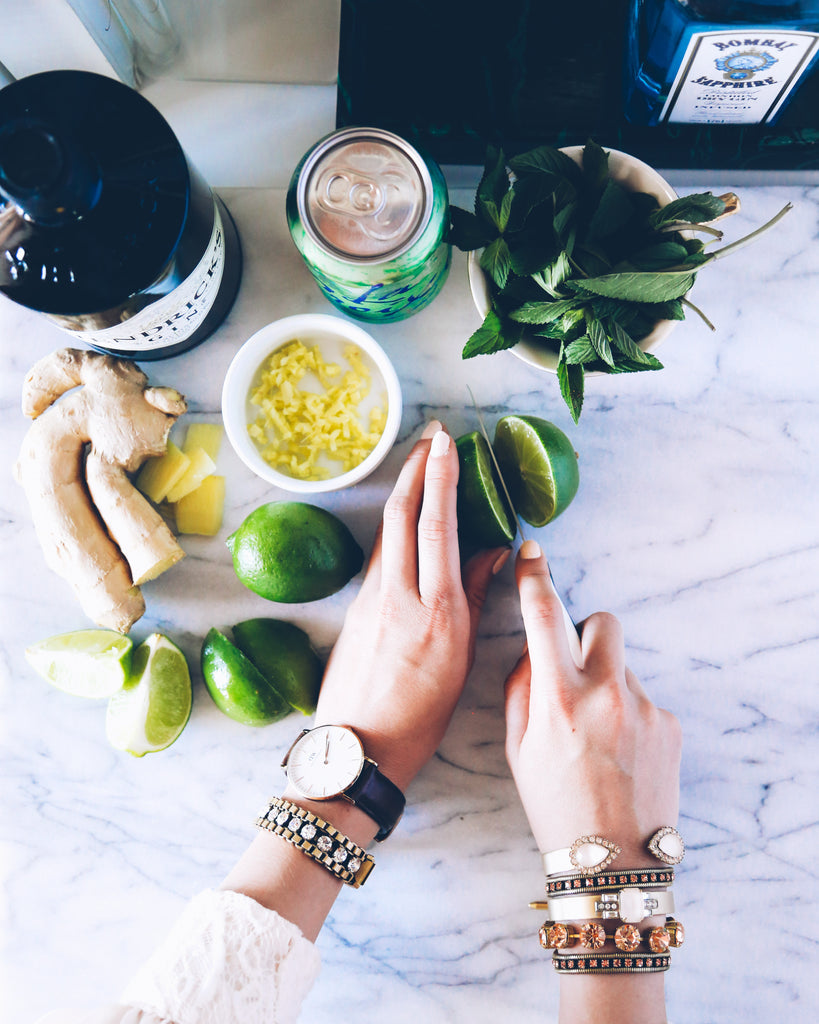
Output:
[430, 429, 450, 457]
[519, 539, 542, 560]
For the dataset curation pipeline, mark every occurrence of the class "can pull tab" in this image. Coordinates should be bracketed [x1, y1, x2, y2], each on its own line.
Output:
[314, 166, 414, 244]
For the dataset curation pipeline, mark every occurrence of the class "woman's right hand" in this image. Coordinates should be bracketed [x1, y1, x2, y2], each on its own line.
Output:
[504, 540, 682, 867]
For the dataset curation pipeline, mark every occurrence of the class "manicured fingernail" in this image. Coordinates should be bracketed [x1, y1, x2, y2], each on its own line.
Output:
[430, 429, 450, 457]
[519, 539, 542, 560]
[421, 419, 443, 439]
[492, 548, 512, 574]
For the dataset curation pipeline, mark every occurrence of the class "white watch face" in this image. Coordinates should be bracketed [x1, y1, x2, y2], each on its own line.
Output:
[286, 725, 364, 799]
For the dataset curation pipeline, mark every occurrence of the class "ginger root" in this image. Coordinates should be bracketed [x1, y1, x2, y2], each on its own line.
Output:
[14, 348, 188, 633]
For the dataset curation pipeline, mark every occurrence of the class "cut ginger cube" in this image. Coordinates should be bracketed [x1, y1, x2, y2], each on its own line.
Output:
[165, 447, 216, 503]
[135, 441, 191, 504]
[173, 475, 225, 536]
[183, 422, 223, 461]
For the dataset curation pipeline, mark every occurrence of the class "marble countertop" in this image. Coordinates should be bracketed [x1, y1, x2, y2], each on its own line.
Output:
[2, 179, 818, 1023]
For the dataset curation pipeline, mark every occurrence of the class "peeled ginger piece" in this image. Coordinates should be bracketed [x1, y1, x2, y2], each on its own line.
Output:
[183, 422, 223, 461]
[165, 447, 216, 503]
[173, 475, 225, 536]
[136, 441, 190, 504]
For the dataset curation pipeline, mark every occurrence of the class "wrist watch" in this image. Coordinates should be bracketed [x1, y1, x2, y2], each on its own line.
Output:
[281, 724, 405, 841]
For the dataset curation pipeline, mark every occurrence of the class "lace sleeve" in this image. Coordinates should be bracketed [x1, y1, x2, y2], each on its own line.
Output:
[119, 889, 321, 1024]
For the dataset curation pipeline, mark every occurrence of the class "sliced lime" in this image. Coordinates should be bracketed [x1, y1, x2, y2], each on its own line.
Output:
[25, 630, 133, 698]
[201, 627, 291, 727]
[493, 415, 580, 527]
[232, 618, 322, 715]
[456, 431, 517, 549]
[106, 633, 192, 756]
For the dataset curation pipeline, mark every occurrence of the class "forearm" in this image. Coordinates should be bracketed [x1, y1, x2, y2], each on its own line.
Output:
[559, 974, 667, 1024]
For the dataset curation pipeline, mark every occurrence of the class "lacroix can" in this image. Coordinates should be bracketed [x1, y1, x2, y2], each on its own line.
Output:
[286, 127, 451, 323]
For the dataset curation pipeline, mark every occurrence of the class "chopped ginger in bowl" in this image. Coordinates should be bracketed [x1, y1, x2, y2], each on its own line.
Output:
[248, 339, 385, 481]
[222, 314, 402, 493]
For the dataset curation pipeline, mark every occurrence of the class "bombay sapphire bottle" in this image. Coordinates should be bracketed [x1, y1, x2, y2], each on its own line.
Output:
[624, 0, 819, 125]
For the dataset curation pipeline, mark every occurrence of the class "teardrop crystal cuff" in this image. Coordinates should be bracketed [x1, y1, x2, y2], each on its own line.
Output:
[255, 797, 375, 888]
[541, 827, 685, 877]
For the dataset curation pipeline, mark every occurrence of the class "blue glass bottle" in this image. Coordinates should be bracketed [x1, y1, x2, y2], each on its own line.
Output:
[625, 0, 819, 125]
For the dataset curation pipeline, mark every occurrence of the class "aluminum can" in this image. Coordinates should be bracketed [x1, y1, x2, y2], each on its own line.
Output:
[286, 127, 451, 323]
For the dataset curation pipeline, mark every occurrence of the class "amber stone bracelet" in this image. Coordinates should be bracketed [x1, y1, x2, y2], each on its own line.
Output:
[552, 952, 672, 974]
[545, 868, 675, 896]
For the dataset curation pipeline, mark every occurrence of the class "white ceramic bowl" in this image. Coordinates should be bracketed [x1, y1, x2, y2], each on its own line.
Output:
[467, 146, 680, 374]
[222, 313, 402, 493]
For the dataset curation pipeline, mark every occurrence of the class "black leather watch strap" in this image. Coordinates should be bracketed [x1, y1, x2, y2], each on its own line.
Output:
[346, 759, 405, 841]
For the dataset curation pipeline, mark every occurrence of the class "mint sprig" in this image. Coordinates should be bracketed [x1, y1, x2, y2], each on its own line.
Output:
[448, 141, 792, 422]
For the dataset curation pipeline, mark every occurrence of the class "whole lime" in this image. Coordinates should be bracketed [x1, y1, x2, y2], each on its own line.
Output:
[201, 627, 290, 726]
[226, 501, 364, 603]
[232, 617, 322, 715]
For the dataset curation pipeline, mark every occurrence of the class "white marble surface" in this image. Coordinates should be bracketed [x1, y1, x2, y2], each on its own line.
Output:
[2, 179, 819, 1024]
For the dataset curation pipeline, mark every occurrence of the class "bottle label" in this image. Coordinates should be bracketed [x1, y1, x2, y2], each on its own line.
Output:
[69, 203, 226, 351]
[661, 29, 819, 125]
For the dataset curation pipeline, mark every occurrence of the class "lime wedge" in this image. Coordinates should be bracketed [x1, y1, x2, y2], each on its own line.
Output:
[493, 415, 580, 527]
[201, 627, 291, 727]
[106, 633, 192, 756]
[455, 431, 517, 549]
[25, 630, 133, 698]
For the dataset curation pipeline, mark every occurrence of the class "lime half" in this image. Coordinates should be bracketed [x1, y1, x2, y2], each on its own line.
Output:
[456, 431, 517, 549]
[232, 618, 322, 715]
[493, 415, 580, 527]
[201, 627, 291, 726]
[25, 630, 133, 698]
[106, 633, 192, 756]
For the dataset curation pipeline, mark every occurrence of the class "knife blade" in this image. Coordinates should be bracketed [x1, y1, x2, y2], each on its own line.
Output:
[467, 388, 583, 667]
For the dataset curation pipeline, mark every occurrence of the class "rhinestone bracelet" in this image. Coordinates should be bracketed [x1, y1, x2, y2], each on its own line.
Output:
[546, 868, 674, 897]
[255, 796, 375, 888]
[539, 918, 684, 953]
[552, 952, 671, 975]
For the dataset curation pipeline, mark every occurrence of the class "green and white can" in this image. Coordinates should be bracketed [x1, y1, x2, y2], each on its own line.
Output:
[286, 127, 451, 324]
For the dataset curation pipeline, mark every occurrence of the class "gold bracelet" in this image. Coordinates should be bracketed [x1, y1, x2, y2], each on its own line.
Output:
[255, 796, 375, 888]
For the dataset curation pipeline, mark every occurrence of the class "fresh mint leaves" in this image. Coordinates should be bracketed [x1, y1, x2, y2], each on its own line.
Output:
[448, 140, 791, 422]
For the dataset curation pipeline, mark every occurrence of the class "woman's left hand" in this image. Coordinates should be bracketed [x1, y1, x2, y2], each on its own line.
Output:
[312, 422, 508, 791]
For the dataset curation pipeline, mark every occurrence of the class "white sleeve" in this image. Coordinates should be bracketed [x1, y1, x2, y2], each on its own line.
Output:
[37, 889, 322, 1024]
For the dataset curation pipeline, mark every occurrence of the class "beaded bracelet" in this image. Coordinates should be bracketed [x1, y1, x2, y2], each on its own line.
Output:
[539, 918, 684, 953]
[255, 796, 375, 888]
[545, 868, 675, 896]
[552, 952, 671, 975]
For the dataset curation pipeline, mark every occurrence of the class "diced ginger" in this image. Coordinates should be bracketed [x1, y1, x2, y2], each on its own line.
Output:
[247, 339, 385, 482]
[183, 422, 223, 461]
[135, 441, 191, 504]
[173, 475, 225, 536]
[165, 447, 216, 503]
